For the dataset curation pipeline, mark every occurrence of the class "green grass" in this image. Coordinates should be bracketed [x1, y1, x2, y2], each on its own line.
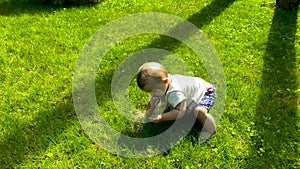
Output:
[0, 0, 299, 168]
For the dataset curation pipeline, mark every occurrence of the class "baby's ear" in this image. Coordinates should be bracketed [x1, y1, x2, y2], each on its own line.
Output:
[162, 78, 168, 84]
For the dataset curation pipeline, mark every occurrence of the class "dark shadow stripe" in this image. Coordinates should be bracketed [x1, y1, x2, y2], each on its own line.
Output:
[248, 6, 299, 168]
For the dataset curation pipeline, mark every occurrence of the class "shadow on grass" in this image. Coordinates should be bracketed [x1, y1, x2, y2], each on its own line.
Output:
[0, 96, 77, 168]
[247, 7, 299, 168]
[0, 0, 58, 16]
[148, 0, 237, 49]
[0, 0, 101, 16]
[187, 0, 237, 31]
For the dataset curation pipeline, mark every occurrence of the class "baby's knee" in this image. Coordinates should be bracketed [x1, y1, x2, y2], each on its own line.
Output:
[193, 106, 208, 117]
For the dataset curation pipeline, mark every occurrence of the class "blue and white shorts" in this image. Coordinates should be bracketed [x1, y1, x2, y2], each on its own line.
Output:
[198, 87, 216, 111]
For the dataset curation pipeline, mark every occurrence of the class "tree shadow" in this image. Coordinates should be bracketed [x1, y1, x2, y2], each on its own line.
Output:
[0, 95, 77, 168]
[247, 7, 299, 168]
[0, 0, 101, 16]
[148, 0, 237, 49]
[0, 0, 56, 16]
[187, 0, 237, 30]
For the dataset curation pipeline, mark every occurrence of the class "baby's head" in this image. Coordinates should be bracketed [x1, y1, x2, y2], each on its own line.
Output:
[136, 62, 169, 93]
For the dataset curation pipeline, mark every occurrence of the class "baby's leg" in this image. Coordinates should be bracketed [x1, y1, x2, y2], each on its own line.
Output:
[193, 107, 217, 138]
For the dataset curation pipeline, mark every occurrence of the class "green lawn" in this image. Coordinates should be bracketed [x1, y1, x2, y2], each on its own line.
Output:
[0, 0, 299, 168]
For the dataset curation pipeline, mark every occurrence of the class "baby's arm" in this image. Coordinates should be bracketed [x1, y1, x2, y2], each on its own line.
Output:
[134, 100, 155, 120]
[149, 100, 187, 123]
[136, 96, 164, 120]
[145, 101, 154, 119]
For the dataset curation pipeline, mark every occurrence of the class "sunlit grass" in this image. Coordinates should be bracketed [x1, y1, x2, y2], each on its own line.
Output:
[0, 0, 299, 168]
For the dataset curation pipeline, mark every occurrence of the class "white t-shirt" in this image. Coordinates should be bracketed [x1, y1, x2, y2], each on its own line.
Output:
[166, 74, 212, 112]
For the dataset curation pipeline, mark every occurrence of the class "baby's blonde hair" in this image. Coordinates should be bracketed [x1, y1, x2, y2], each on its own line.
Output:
[136, 62, 168, 89]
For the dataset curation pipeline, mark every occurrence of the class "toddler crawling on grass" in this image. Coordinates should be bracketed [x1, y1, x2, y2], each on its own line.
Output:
[136, 62, 217, 139]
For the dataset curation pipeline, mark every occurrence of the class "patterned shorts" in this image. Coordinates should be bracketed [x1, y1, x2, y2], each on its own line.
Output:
[199, 87, 216, 110]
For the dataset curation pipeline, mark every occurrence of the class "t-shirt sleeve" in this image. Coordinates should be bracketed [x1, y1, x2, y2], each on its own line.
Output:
[167, 91, 186, 108]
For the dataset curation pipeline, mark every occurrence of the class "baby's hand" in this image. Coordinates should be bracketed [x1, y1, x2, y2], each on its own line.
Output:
[134, 112, 145, 119]
[148, 114, 163, 123]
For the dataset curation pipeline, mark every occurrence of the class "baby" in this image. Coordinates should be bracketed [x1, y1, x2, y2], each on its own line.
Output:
[136, 62, 217, 138]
